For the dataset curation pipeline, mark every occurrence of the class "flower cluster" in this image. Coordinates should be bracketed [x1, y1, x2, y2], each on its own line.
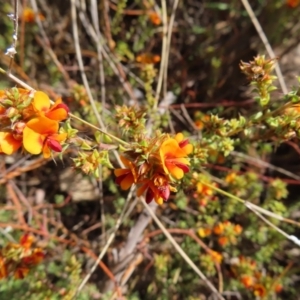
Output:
[148, 11, 161, 25]
[115, 105, 147, 137]
[287, 0, 300, 8]
[21, 7, 45, 23]
[0, 88, 69, 158]
[191, 173, 218, 207]
[213, 221, 242, 246]
[194, 112, 210, 131]
[0, 234, 44, 279]
[198, 221, 242, 246]
[240, 56, 277, 107]
[114, 133, 193, 204]
[136, 53, 161, 65]
[199, 250, 223, 276]
[231, 256, 283, 298]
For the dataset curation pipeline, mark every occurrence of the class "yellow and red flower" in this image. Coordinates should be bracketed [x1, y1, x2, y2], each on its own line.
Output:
[148, 11, 161, 25]
[287, 0, 300, 7]
[21, 7, 45, 23]
[218, 236, 229, 246]
[137, 174, 175, 204]
[253, 284, 266, 297]
[240, 275, 254, 288]
[114, 156, 138, 190]
[275, 284, 283, 293]
[213, 223, 225, 235]
[160, 135, 192, 180]
[22, 248, 44, 265]
[114, 132, 193, 205]
[20, 234, 34, 249]
[23, 116, 67, 158]
[0, 131, 22, 155]
[175, 133, 193, 155]
[209, 250, 223, 264]
[14, 267, 30, 279]
[0, 257, 8, 279]
[32, 91, 69, 121]
[136, 53, 161, 64]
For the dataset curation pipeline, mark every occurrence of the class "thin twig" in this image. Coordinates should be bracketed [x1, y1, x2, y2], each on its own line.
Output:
[30, 0, 71, 84]
[180, 103, 200, 131]
[20, 0, 27, 69]
[7, 0, 19, 73]
[163, 0, 180, 97]
[202, 181, 300, 227]
[89, 0, 107, 242]
[143, 228, 224, 293]
[74, 187, 135, 298]
[89, 0, 106, 109]
[246, 203, 300, 247]
[0, 67, 33, 90]
[141, 198, 225, 300]
[70, 0, 105, 130]
[75, 1, 136, 101]
[231, 150, 300, 181]
[154, 0, 168, 107]
[9, 180, 33, 225]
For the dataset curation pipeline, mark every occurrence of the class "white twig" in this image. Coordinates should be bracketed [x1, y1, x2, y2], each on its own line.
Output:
[75, 2, 135, 101]
[7, 0, 19, 73]
[0, 69, 33, 90]
[89, 0, 107, 240]
[154, 0, 168, 107]
[163, 0, 180, 97]
[240, 0, 288, 94]
[246, 203, 300, 247]
[231, 151, 300, 181]
[30, 0, 71, 84]
[71, 0, 122, 159]
[89, 0, 106, 109]
[70, 0, 105, 130]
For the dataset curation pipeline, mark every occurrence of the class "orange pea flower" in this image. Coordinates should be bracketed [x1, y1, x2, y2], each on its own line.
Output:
[32, 91, 69, 121]
[137, 174, 173, 204]
[0, 257, 8, 279]
[23, 116, 67, 158]
[14, 267, 30, 279]
[225, 172, 237, 183]
[240, 275, 254, 288]
[148, 11, 161, 25]
[160, 135, 192, 180]
[234, 224, 243, 235]
[20, 234, 34, 249]
[0, 105, 5, 114]
[197, 228, 212, 238]
[275, 284, 283, 293]
[0, 120, 27, 154]
[209, 250, 223, 264]
[196, 182, 214, 196]
[213, 223, 225, 235]
[253, 284, 266, 297]
[175, 133, 193, 155]
[114, 156, 138, 190]
[22, 248, 44, 265]
[287, 0, 300, 7]
[218, 236, 228, 246]
[136, 53, 161, 64]
[0, 132, 22, 154]
[21, 8, 45, 23]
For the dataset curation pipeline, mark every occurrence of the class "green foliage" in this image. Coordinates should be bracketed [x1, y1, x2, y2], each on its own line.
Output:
[1, 0, 300, 299]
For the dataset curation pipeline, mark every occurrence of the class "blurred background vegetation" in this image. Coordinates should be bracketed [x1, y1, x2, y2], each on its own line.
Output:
[1, 0, 300, 299]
